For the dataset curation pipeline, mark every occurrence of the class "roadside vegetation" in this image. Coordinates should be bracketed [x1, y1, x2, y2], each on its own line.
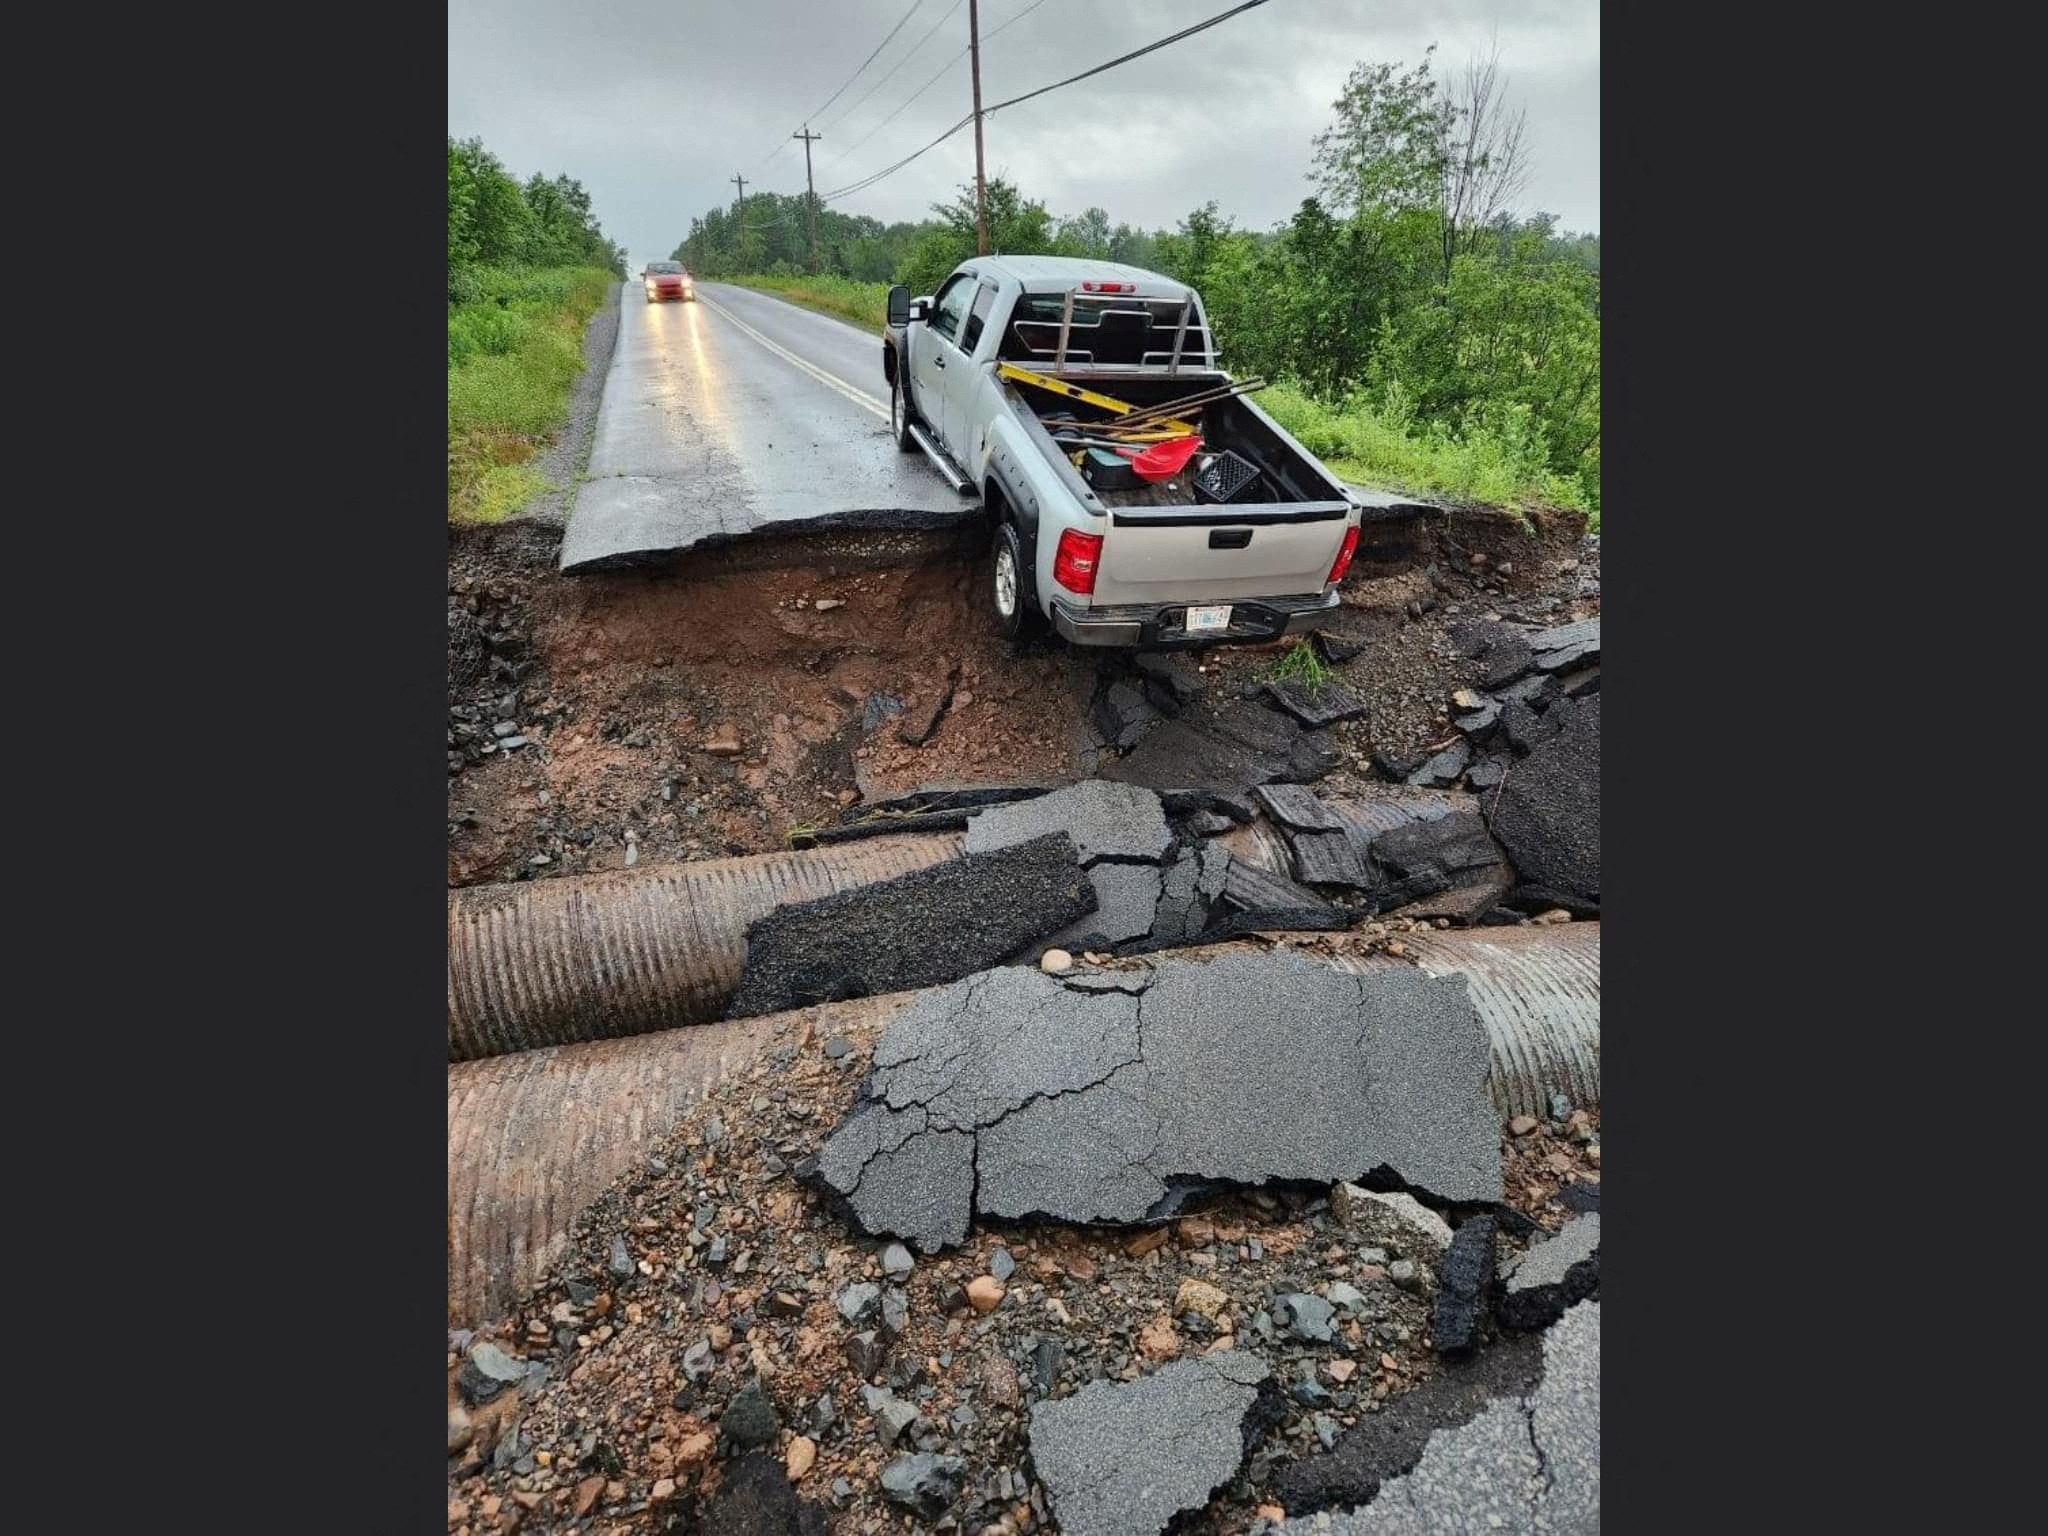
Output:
[687, 47, 1598, 519]
[448, 137, 626, 523]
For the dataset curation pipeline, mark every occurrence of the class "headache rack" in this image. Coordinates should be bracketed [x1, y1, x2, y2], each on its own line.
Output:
[1006, 284, 1217, 374]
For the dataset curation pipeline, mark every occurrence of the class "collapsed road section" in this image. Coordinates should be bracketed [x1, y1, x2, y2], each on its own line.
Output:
[446, 936, 1602, 1536]
[448, 777, 1597, 1068]
[558, 284, 976, 572]
[447, 931, 1596, 1328]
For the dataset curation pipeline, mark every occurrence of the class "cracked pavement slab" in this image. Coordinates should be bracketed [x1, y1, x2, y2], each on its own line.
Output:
[805, 949, 1501, 1250]
[725, 833, 1095, 1019]
[1034, 859, 1164, 956]
[1501, 1213, 1601, 1332]
[1278, 1301, 1600, 1534]
[1029, 1348, 1271, 1536]
[962, 779, 1172, 866]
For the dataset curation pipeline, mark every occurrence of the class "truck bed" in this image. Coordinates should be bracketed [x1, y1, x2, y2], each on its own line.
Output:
[1000, 370, 1347, 511]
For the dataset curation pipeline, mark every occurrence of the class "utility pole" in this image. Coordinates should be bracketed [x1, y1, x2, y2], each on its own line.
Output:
[968, 0, 989, 255]
[793, 127, 822, 274]
[731, 172, 749, 267]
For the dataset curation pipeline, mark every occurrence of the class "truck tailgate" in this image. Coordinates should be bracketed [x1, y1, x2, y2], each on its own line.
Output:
[1093, 503, 1350, 603]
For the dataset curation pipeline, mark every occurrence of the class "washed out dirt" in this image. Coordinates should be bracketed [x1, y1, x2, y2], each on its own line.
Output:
[448, 505, 1596, 889]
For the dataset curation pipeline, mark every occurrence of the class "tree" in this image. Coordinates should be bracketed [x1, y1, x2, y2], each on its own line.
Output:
[900, 177, 1054, 295]
[1156, 202, 1235, 291]
[1054, 206, 1113, 259]
[1433, 47, 1532, 278]
[1310, 53, 1444, 217]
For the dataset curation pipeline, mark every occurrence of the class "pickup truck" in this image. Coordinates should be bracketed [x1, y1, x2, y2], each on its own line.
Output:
[882, 254, 1364, 647]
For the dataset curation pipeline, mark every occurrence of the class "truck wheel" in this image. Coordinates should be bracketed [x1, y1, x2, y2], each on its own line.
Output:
[990, 520, 1040, 642]
[890, 372, 919, 453]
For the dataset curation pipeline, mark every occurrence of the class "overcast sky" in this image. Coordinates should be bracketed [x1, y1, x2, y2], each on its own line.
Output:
[449, 0, 1598, 268]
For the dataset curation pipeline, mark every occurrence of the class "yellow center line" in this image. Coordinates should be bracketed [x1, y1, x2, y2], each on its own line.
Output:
[694, 293, 890, 422]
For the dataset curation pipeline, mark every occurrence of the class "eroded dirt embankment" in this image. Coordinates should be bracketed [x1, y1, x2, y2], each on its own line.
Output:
[448, 507, 1596, 889]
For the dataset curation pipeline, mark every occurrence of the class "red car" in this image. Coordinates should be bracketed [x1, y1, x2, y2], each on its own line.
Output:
[642, 262, 695, 303]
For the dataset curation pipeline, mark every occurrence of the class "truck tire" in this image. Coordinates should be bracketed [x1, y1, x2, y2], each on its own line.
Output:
[989, 519, 1040, 642]
[889, 371, 919, 454]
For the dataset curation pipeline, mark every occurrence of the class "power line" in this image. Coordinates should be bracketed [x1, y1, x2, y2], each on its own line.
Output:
[984, 0, 1271, 117]
[820, 0, 1050, 168]
[753, 0, 927, 172]
[808, 0, 929, 123]
[820, 0, 1271, 206]
[818, 0, 965, 138]
[985, 0, 1054, 42]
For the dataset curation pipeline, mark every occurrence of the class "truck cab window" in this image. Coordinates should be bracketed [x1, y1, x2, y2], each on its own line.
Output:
[931, 275, 974, 344]
[961, 282, 999, 353]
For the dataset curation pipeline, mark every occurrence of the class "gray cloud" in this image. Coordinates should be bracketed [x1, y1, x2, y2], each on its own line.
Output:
[449, 0, 1599, 267]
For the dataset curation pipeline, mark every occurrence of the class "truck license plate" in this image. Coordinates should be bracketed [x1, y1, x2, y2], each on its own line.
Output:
[1185, 605, 1233, 633]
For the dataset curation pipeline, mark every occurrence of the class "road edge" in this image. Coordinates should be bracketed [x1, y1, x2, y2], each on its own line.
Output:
[517, 278, 624, 529]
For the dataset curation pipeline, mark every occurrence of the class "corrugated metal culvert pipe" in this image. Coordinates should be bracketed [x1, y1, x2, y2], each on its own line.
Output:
[1321, 923, 1600, 1123]
[446, 834, 962, 1061]
[446, 791, 1519, 1062]
[446, 927, 1599, 1327]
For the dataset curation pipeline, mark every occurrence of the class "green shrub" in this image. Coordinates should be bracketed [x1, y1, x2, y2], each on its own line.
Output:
[447, 263, 614, 521]
[725, 274, 891, 332]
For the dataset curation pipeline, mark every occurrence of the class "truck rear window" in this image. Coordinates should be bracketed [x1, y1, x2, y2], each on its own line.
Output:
[1001, 294, 1214, 368]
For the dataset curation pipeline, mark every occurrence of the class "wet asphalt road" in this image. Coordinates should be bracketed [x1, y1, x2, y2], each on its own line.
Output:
[557, 282, 975, 572]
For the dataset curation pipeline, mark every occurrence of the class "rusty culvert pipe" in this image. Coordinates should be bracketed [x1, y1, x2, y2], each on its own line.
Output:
[446, 835, 962, 1061]
[448, 995, 905, 1327]
[446, 929, 1599, 1328]
[1320, 923, 1601, 1123]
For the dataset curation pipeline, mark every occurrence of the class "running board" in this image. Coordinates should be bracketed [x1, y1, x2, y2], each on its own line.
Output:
[908, 422, 976, 494]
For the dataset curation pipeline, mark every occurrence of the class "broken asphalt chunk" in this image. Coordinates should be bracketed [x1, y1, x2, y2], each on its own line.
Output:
[1278, 1301, 1599, 1534]
[1430, 1214, 1498, 1356]
[1487, 696, 1599, 909]
[725, 832, 1095, 1018]
[1404, 739, 1471, 788]
[807, 951, 1501, 1249]
[1256, 782, 1345, 832]
[1030, 1349, 1270, 1536]
[1368, 811, 1516, 924]
[1035, 860, 1164, 955]
[1264, 678, 1370, 728]
[964, 779, 1172, 866]
[1288, 827, 1374, 889]
[1499, 1213, 1600, 1332]
[1269, 1329, 1544, 1517]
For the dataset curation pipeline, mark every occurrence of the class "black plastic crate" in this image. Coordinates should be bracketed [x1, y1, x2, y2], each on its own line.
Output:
[1192, 449, 1262, 504]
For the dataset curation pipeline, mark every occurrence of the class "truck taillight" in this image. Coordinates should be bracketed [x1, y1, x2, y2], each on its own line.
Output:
[1080, 280, 1135, 293]
[1328, 525, 1361, 585]
[1053, 529, 1103, 594]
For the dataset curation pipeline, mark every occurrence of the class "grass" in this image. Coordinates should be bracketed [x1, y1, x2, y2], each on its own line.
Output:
[448, 264, 615, 523]
[1267, 638, 1335, 692]
[1256, 382, 1595, 522]
[726, 273, 890, 331]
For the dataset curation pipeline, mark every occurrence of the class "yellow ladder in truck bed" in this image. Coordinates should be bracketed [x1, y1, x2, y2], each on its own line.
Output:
[994, 363, 1199, 438]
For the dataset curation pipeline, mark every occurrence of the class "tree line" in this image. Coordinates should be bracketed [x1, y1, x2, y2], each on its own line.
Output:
[448, 136, 627, 301]
[670, 48, 1599, 506]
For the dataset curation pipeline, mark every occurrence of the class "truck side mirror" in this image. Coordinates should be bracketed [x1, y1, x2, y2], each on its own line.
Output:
[887, 284, 911, 325]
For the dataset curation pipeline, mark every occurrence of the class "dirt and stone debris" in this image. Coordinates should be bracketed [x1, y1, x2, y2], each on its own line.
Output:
[445, 962, 1599, 1535]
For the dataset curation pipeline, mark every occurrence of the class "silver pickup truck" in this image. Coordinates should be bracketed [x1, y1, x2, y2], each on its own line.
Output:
[882, 255, 1366, 647]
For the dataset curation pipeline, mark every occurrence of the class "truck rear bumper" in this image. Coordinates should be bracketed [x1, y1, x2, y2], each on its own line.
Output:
[1049, 590, 1340, 648]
